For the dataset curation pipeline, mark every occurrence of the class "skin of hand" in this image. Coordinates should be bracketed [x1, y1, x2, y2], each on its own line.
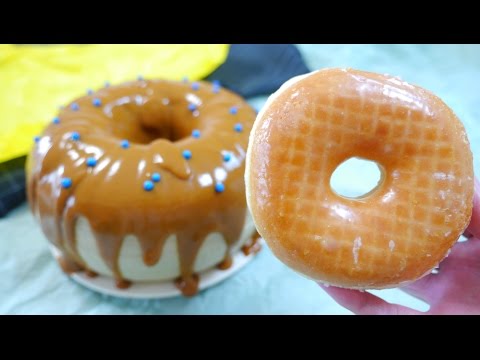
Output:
[319, 178, 480, 315]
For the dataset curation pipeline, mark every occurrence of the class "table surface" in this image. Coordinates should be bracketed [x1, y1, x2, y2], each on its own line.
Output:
[1, 44, 479, 314]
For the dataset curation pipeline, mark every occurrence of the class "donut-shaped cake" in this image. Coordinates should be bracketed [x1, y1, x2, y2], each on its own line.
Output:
[246, 68, 474, 289]
[27, 79, 259, 296]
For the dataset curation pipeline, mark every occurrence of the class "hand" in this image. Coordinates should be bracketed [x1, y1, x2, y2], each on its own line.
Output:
[320, 178, 480, 315]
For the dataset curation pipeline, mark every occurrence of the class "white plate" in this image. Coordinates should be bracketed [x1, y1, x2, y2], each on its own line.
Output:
[51, 239, 263, 299]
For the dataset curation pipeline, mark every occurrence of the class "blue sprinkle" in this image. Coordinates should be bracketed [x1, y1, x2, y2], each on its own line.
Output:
[182, 76, 189, 83]
[191, 82, 200, 91]
[234, 123, 243, 133]
[213, 84, 220, 94]
[71, 103, 79, 111]
[87, 89, 93, 95]
[86, 157, 97, 167]
[53, 117, 60, 124]
[212, 80, 221, 87]
[137, 75, 144, 81]
[34, 136, 41, 143]
[71, 132, 81, 141]
[151, 173, 161, 182]
[182, 149, 192, 160]
[192, 129, 201, 138]
[143, 180, 154, 191]
[229, 106, 238, 115]
[61, 177, 72, 189]
[93, 98, 102, 107]
[223, 152, 232, 162]
[105, 81, 110, 87]
[120, 139, 130, 149]
[215, 182, 225, 193]
[188, 103, 197, 112]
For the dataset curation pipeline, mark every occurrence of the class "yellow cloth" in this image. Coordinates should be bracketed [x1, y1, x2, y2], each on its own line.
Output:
[0, 44, 229, 163]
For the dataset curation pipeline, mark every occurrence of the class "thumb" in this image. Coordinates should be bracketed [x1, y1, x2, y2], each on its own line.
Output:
[319, 284, 423, 315]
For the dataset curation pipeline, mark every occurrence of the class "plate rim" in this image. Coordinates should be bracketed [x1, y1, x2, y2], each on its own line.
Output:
[50, 239, 262, 299]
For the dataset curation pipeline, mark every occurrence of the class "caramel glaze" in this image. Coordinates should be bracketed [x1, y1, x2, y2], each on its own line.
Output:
[217, 255, 233, 270]
[26, 79, 256, 296]
[242, 231, 262, 256]
[85, 269, 99, 278]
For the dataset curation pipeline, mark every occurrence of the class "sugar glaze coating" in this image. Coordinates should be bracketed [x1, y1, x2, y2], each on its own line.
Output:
[246, 68, 474, 289]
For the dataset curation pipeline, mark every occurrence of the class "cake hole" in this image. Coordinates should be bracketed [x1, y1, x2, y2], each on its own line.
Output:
[330, 157, 383, 199]
[111, 118, 191, 145]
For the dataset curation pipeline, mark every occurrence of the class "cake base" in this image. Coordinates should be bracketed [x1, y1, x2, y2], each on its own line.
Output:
[49, 239, 263, 299]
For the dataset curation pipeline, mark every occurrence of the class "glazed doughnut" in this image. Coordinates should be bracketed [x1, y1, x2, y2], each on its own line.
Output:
[27, 78, 258, 296]
[246, 68, 474, 289]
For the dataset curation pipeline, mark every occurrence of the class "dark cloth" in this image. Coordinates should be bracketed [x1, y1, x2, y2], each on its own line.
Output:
[207, 44, 310, 98]
[0, 44, 310, 217]
[0, 156, 27, 217]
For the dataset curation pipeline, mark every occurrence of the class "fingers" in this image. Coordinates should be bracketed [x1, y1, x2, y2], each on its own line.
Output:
[466, 177, 480, 238]
[319, 284, 423, 315]
[400, 274, 437, 303]
[402, 239, 480, 305]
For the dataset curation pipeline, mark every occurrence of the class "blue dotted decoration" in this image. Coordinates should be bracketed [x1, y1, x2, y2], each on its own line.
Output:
[105, 81, 110, 88]
[223, 152, 232, 162]
[182, 150, 192, 160]
[87, 89, 93, 95]
[61, 177, 72, 189]
[151, 173, 161, 182]
[71, 132, 81, 141]
[143, 180, 154, 192]
[53, 117, 60, 125]
[192, 129, 201, 138]
[215, 182, 225, 193]
[191, 82, 200, 91]
[229, 106, 238, 115]
[234, 123, 243, 133]
[137, 75, 144, 81]
[93, 98, 102, 107]
[188, 103, 197, 112]
[86, 157, 97, 167]
[34, 136, 41, 143]
[120, 140, 130, 149]
[212, 80, 221, 93]
[71, 103, 79, 111]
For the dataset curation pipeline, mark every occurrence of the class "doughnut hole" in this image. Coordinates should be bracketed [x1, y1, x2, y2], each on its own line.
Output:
[104, 97, 194, 144]
[330, 157, 384, 199]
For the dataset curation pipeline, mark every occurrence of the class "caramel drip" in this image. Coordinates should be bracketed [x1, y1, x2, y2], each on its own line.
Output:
[150, 140, 191, 180]
[116, 279, 132, 289]
[217, 255, 233, 270]
[54, 252, 84, 274]
[138, 232, 171, 267]
[85, 269, 98, 278]
[174, 274, 199, 297]
[91, 232, 125, 281]
[242, 231, 262, 256]
[27, 79, 255, 295]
